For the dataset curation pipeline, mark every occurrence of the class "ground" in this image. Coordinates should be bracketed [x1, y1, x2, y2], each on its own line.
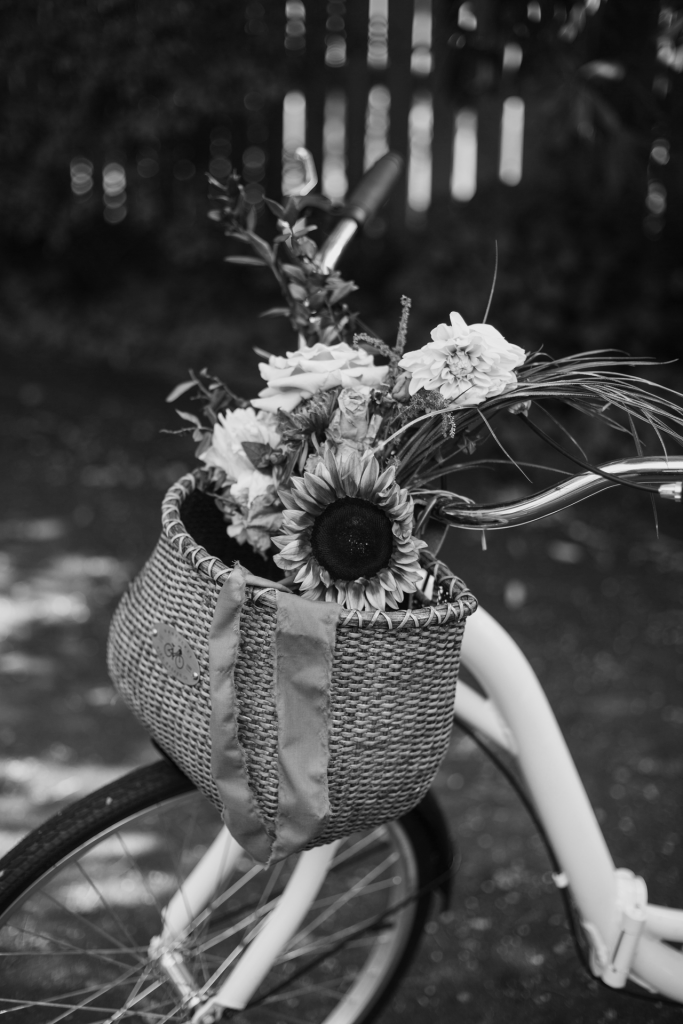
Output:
[0, 347, 681, 1022]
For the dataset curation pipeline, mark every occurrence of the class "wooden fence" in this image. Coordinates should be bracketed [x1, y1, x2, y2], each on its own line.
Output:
[70, 1, 673, 238]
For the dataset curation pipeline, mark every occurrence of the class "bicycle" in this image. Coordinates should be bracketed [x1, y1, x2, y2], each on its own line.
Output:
[0, 156, 682, 1023]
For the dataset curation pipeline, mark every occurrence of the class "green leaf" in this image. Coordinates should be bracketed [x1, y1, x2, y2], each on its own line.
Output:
[264, 197, 286, 218]
[175, 409, 204, 428]
[329, 281, 358, 304]
[282, 263, 307, 282]
[224, 255, 268, 266]
[195, 434, 213, 458]
[241, 441, 275, 470]
[288, 282, 308, 301]
[260, 307, 291, 318]
[243, 232, 273, 260]
[321, 325, 339, 345]
[166, 379, 198, 403]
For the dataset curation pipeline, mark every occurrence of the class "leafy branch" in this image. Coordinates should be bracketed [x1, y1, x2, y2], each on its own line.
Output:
[208, 172, 365, 348]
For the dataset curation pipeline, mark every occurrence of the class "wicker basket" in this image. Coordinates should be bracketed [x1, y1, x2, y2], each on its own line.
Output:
[107, 472, 477, 849]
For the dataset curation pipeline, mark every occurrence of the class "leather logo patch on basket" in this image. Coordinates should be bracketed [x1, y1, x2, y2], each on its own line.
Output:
[152, 623, 201, 687]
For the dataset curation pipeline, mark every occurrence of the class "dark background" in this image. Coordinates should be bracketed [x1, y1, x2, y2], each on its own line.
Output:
[1, 1, 682, 1021]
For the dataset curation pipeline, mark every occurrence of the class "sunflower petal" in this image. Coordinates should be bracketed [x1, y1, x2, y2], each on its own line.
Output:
[323, 448, 346, 495]
[364, 577, 387, 610]
[301, 473, 335, 507]
[282, 509, 314, 530]
[294, 557, 322, 588]
[375, 466, 397, 494]
[378, 567, 398, 591]
[349, 580, 370, 609]
[357, 456, 379, 499]
[280, 489, 303, 511]
[275, 539, 309, 560]
[288, 489, 326, 515]
[301, 581, 327, 602]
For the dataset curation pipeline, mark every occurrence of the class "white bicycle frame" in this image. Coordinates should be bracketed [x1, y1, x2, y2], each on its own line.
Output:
[149, 605, 683, 1018]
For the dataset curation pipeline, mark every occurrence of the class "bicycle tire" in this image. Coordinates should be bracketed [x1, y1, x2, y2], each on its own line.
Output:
[0, 759, 440, 1023]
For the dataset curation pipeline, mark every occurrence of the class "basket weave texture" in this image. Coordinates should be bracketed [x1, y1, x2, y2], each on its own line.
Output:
[107, 472, 478, 847]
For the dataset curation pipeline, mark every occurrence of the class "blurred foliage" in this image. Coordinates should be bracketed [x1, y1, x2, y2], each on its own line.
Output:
[1, 0, 286, 254]
[0, 0, 681, 371]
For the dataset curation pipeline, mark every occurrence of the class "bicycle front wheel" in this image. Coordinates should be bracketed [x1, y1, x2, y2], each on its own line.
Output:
[0, 759, 436, 1023]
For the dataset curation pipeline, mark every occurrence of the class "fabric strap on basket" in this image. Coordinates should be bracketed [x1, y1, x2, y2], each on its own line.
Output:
[209, 563, 342, 866]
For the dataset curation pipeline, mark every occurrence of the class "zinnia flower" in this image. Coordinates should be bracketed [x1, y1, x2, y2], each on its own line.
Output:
[200, 407, 281, 504]
[272, 445, 426, 611]
[399, 312, 526, 407]
[217, 491, 283, 557]
[252, 342, 388, 413]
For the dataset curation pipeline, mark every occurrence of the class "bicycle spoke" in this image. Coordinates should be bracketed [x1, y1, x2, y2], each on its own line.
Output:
[100, 969, 163, 1024]
[289, 851, 400, 947]
[0, 968, 143, 1010]
[252, 860, 285, 919]
[0, 999, 124, 1016]
[328, 828, 386, 870]
[186, 863, 263, 937]
[261, 979, 348, 1004]
[74, 860, 143, 952]
[41, 890, 140, 960]
[279, 921, 384, 963]
[193, 889, 281, 957]
[0, 948, 149, 958]
[1, 919, 137, 971]
[115, 831, 167, 921]
[10, 962, 143, 1024]
[158, 802, 200, 929]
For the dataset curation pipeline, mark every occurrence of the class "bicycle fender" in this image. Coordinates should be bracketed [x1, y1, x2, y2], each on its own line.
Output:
[400, 789, 455, 908]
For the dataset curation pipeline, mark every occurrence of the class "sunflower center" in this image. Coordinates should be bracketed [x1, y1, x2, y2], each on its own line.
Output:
[311, 497, 394, 581]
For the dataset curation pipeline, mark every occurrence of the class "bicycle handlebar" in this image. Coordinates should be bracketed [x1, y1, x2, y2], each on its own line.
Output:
[343, 153, 404, 225]
[317, 152, 404, 272]
[432, 456, 683, 530]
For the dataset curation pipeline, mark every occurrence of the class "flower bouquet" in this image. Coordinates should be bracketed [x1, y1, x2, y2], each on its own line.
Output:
[107, 170, 683, 864]
[167, 173, 683, 612]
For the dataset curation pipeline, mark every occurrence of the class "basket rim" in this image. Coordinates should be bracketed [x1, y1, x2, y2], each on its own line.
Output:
[161, 471, 477, 627]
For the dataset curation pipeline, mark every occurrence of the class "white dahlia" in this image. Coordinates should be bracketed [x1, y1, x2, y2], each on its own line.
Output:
[272, 445, 426, 611]
[399, 311, 526, 407]
[199, 407, 280, 506]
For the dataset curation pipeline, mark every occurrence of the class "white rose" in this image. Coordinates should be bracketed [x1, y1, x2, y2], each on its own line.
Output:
[251, 341, 388, 413]
[398, 312, 526, 407]
[200, 407, 280, 506]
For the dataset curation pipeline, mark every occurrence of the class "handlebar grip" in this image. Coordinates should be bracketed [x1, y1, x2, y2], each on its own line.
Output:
[343, 153, 404, 224]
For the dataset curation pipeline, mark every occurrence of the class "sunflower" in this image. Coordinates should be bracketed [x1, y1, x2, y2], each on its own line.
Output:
[272, 445, 426, 611]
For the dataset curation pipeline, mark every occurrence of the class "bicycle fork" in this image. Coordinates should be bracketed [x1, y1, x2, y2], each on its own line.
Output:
[147, 830, 340, 1019]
